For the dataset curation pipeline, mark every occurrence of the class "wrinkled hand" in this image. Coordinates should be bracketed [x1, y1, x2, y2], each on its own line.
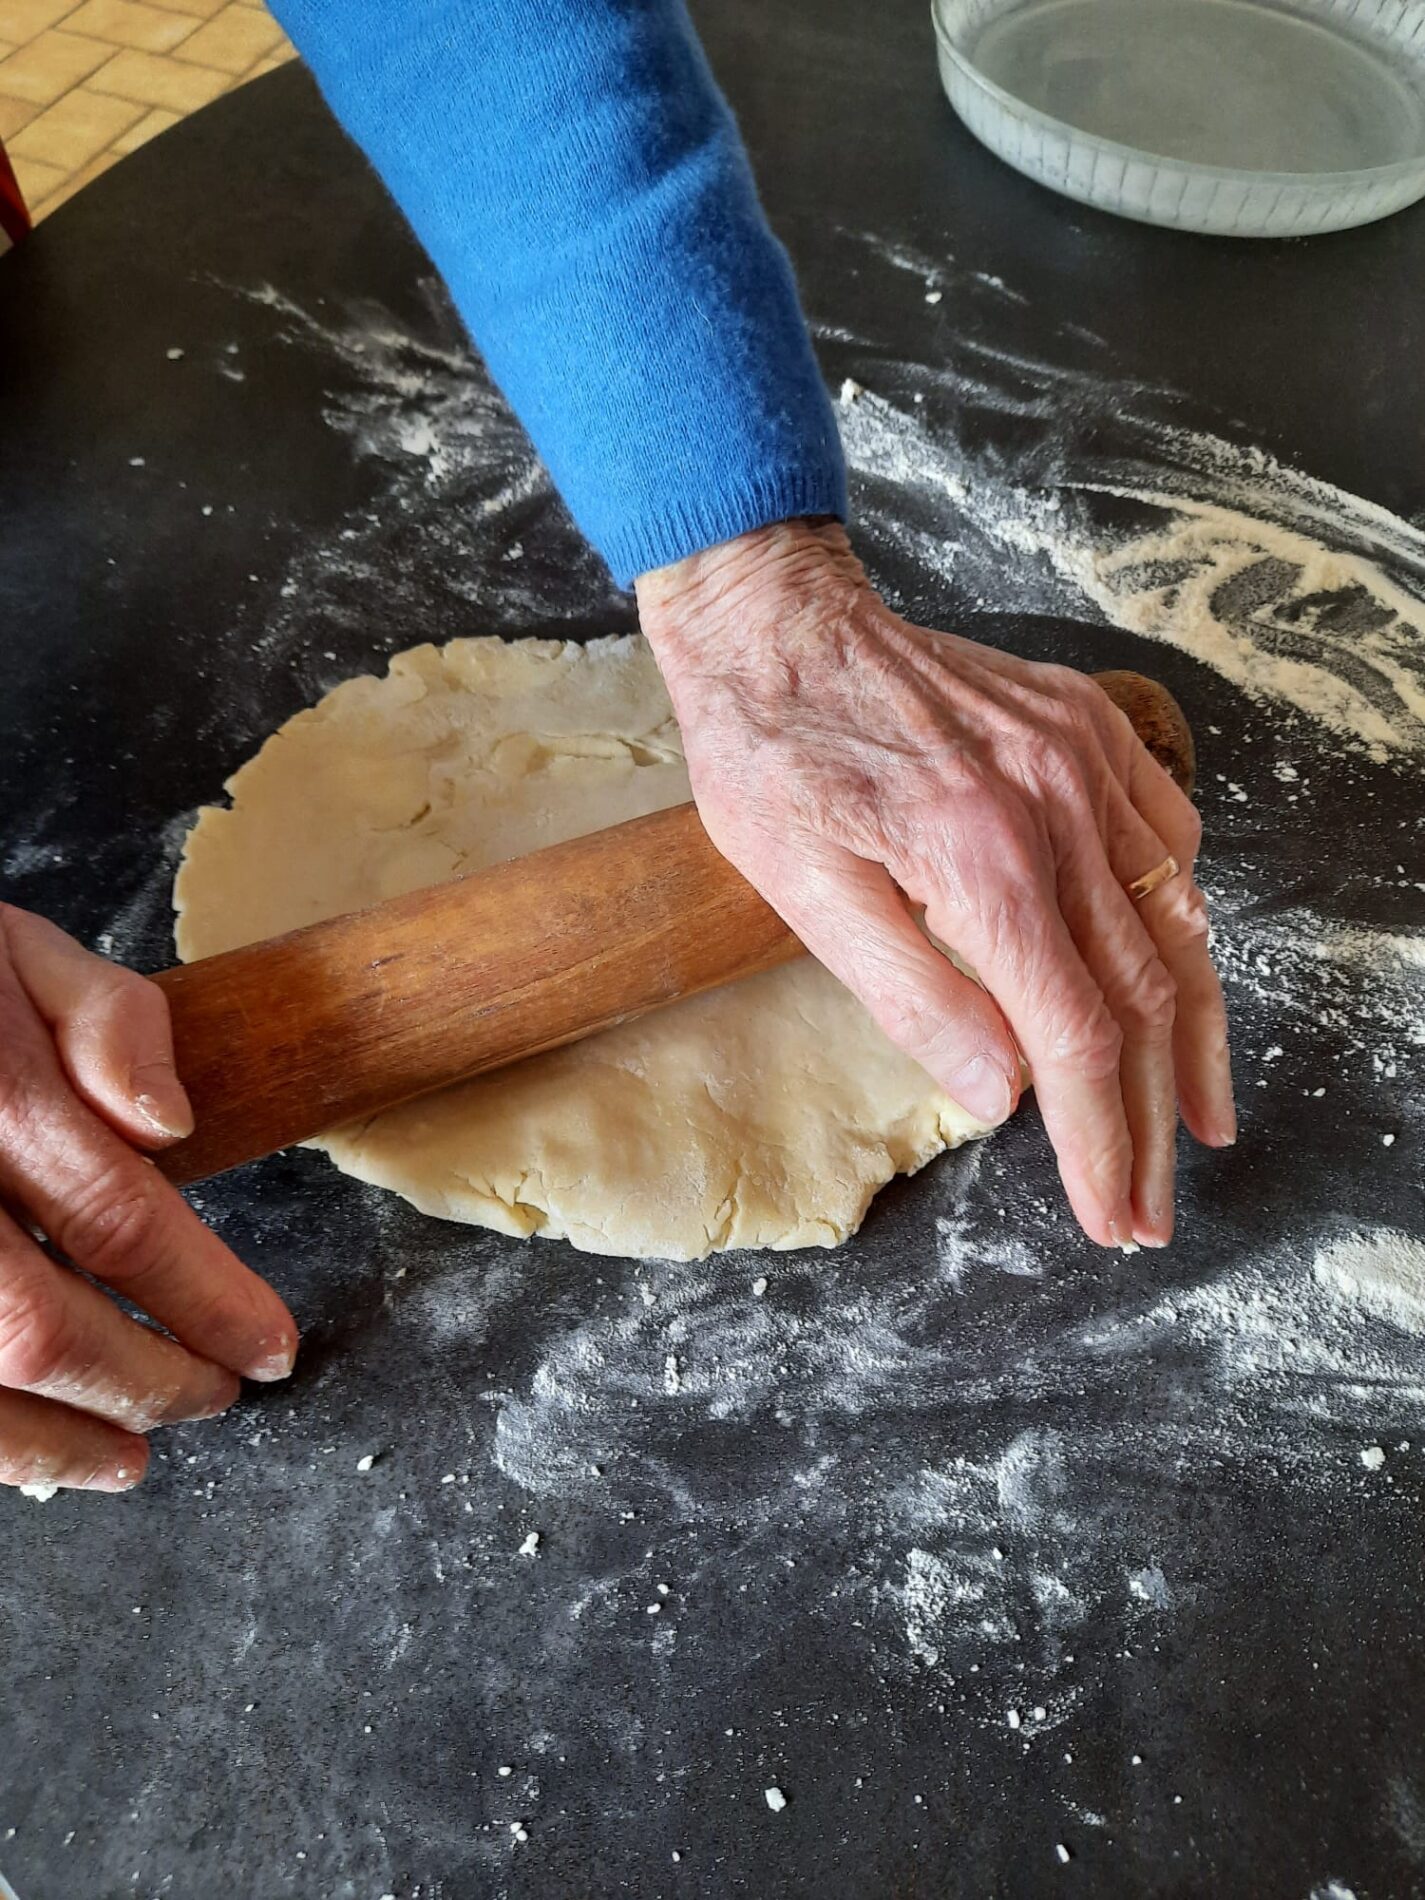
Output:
[0, 905, 297, 1495]
[637, 519, 1234, 1249]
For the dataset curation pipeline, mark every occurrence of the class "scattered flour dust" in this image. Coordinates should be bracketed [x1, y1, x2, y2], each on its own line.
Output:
[221, 276, 622, 700]
[1046, 494, 1425, 759]
[234, 262, 1425, 765]
[1080, 1225, 1425, 1431]
[1203, 902, 1424, 1075]
[903, 1547, 970, 1666]
[837, 387, 1425, 761]
[824, 225, 1425, 761]
[209, 263, 1423, 1727]
[1313, 1231, 1425, 1334]
[887, 1222, 1425, 1680]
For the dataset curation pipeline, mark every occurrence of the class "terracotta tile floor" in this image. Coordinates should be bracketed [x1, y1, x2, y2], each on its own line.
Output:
[0, 0, 297, 220]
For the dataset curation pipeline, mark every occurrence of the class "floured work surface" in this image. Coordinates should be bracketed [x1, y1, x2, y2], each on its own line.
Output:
[0, 26, 1422, 1900]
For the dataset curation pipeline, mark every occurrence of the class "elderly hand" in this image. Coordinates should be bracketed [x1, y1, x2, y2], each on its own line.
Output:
[0, 905, 297, 1496]
[637, 518, 1234, 1250]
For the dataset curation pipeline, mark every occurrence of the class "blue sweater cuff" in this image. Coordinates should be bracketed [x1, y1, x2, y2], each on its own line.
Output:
[600, 465, 848, 587]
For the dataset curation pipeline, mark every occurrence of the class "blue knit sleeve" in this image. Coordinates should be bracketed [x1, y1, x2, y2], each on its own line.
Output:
[269, 0, 848, 586]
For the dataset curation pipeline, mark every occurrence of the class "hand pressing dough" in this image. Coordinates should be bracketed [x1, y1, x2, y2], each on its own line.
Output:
[174, 636, 989, 1259]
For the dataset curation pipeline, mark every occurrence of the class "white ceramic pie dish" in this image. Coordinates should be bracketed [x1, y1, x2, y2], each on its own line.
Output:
[933, 0, 1425, 235]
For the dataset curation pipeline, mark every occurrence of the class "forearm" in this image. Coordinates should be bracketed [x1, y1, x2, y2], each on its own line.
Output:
[271, 0, 847, 584]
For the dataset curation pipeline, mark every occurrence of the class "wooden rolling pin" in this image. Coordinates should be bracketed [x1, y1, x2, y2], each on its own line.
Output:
[152, 669, 1194, 1185]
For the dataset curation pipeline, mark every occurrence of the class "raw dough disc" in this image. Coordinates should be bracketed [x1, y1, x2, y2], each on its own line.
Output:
[174, 636, 988, 1259]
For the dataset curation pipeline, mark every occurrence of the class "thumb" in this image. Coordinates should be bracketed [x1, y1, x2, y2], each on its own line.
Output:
[767, 845, 1021, 1127]
[3, 907, 194, 1149]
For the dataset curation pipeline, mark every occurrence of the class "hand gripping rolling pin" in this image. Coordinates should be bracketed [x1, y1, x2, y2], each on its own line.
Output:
[149, 668, 1193, 1185]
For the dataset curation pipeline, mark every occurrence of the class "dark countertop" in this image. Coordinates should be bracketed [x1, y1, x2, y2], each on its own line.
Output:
[1, 4, 1423, 1896]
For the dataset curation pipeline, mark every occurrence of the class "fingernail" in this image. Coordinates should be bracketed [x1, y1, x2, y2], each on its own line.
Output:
[158, 1373, 238, 1426]
[1134, 1202, 1175, 1250]
[947, 1056, 1014, 1128]
[1107, 1215, 1140, 1254]
[246, 1333, 298, 1383]
[87, 1462, 143, 1493]
[131, 1062, 195, 1140]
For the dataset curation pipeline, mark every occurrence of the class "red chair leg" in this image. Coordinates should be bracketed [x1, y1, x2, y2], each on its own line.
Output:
[0, 138, 34, 249]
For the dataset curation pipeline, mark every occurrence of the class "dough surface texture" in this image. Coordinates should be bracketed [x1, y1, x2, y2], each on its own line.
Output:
[174, 636, 987, 1259]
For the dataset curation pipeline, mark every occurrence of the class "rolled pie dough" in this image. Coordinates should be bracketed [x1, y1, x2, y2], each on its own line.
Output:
[174, 636, 988, 1259]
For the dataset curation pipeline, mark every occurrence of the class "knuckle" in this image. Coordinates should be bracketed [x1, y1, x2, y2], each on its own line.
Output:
[55, 1161, 166, 1283]
[1121, 956, 1178, 1036]
[1038, 663, 1084, 697]
[0, 1002, 72, 1160]
[1044, 665, 1104, 721]
[0, 1122, 62, 1217]
[1175, 802, 1204, 859]
[943, 800, 1042, 895]
[74, 959, 153, 1037]
[1179, 880, 1211, 936]
[877, 986, 950, 1060]
[1159, 880, 1212, 951]
[1024, 730, 1097, 813]
[1023, 725, 1076, 779]
[0, 1287, 78, 1394]
[141, 973, 176, 1035]
[107, 961, 162, 1012]
[1047, 1000, 1124, 1081]
[1043, 667, 1109, 737]
[959, 883, 1042, 990]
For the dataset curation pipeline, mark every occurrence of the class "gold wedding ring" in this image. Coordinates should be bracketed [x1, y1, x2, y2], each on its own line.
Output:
[1126, 853, 1181, 903]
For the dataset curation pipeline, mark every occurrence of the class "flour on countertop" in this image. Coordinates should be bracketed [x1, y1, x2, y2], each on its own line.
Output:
[222, 264, 1425, 771]
[808, 231, 1425, 763]
[1314, 1232, 1425, 1334]
[43, 262, 1409, 1829]
[210, 261, 1423, 1708]
[192, 278, 627, 764]
[1041, 492, 1425, 760]
[5, 186, 1423, 1898]
[838, 389, 1425, 761]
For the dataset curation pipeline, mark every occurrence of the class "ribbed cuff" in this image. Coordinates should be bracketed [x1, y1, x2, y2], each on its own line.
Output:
[600, 460, 850, 589]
